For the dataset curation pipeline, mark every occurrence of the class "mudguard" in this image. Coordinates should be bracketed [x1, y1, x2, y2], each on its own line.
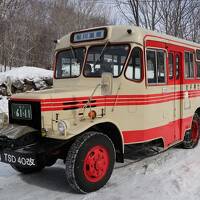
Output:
[0, 124, 36, 140]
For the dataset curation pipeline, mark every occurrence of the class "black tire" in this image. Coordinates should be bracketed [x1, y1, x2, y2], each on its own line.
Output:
[66, 131, 115, 193]
[11, 164, 44, 174]
[182, 113, 200, 149]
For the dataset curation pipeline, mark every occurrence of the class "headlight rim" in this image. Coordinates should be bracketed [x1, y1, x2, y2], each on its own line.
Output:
[57, 120, 67, 136]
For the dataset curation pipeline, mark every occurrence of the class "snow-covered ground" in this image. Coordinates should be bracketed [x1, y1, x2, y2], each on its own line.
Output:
[0, 144, 200, 200]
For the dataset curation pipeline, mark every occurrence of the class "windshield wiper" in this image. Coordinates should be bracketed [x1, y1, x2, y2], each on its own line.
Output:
[70, 46, 77, 64]
[93, 40, 109, 68]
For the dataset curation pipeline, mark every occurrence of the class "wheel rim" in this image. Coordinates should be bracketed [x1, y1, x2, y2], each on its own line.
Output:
[83, 145, 109, 183]
[191, 119, 199, 143]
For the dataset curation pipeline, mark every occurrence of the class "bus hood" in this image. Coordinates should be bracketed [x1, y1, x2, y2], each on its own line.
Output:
[10, 86, 101, 101]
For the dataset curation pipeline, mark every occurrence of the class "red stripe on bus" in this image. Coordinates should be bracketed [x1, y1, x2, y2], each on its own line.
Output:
[41, 95, 185, 111]
[122, 116, 192, 147]
[41, 93, 181, 107]
[11, 89, 200, 112]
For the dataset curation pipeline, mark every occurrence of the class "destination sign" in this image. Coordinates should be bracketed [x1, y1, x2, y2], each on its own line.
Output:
[71, 28, 107, 43]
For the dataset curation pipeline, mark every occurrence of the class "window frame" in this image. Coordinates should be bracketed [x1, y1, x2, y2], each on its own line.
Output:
[83, 43, 131, 78]
[168, 52, 174, 80]
[196, 61, 200, 79]
[146, 48, 167, 85]
[124, 47, 143, 82]
[54, 47, 86, 79]
[196, 49, 200, 61]
[184, 51, 195, 79]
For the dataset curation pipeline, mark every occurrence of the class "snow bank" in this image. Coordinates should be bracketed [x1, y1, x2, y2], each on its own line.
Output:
[0, 96, 8, 113]
[0, 66, 53, 84]
[0, 66, 53, 95]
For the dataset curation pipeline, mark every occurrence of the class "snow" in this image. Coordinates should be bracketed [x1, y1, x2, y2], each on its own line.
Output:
[0, 96, 8, 113]
[1, 66, 200, 199]
[0, 66, 53, 85]
[0, 145, 200, 199]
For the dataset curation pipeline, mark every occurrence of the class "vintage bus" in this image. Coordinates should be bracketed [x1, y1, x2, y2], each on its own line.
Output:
[0, 25, 200, 193]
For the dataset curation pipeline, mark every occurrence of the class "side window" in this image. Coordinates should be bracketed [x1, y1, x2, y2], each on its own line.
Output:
[125, 47, 142, 81]
[184, 52, 194, 78]
[168, 53, 173, 80]
[157, 51, 165, 83]
[196, 50, 200, 78]
[197, 62, 200, 78]
[147, 49, 166, 84]
[196, 49, 200, 60]
[147, 50, 156, 83]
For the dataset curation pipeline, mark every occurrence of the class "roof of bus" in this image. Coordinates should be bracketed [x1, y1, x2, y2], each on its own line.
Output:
[55, 25, 200, 51]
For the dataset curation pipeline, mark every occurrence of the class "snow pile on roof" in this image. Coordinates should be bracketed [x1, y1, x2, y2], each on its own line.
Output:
[0, 66, 53, 85]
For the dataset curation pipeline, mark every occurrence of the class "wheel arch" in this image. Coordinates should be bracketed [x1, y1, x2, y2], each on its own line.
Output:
[195, 107, 200, 118]
[85, 122, 124, 163]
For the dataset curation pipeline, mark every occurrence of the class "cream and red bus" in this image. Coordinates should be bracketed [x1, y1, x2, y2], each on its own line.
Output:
[0, 25, 200, 193]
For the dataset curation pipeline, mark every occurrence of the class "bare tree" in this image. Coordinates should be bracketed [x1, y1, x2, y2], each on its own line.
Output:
[0, 0, 109, 69]
[139, 0, 160, 31]
[114, 0, 200, 42]
[115, 0, 140, 26]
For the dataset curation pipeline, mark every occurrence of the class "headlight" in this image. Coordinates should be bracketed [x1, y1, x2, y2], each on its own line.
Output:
[0, 113, 8, 129]
[57, 120, 67, 136]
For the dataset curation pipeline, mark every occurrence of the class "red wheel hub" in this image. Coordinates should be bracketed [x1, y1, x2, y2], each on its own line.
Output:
[83, 145, 109, 183]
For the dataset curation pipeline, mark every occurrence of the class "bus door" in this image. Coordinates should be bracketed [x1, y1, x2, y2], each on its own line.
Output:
[168, 51, 182, 141]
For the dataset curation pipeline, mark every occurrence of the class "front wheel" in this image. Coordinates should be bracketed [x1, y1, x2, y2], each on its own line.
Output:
[66, 132, 115, 193]
[182, 113, 200, 149]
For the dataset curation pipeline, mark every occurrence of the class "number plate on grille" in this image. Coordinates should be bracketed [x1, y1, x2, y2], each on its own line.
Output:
[11, 103, 32, 120]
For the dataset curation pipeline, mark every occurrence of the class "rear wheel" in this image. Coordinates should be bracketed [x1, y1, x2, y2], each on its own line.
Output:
[66, 131, 115, 193]
[182, 113, 200, 149]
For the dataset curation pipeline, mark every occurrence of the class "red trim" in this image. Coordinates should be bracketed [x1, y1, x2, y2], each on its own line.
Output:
[122, 116, 192, 147]
[144, 35, 200, 49]
[10, 89, 200, 112]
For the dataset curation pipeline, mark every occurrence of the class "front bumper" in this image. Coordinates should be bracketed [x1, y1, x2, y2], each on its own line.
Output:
[0, 148, 38, 167]
[0, 131, 68, 168]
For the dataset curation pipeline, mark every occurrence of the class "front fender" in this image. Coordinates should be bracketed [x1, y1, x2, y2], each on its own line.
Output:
[0, 124, 36, 140]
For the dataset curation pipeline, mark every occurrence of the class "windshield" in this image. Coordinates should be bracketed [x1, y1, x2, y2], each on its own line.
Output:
[84, 44, 130, 77]
[55, 47, 85, 78]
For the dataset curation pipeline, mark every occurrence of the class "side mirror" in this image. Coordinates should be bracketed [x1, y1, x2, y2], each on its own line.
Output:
[101, 72, 113, 96]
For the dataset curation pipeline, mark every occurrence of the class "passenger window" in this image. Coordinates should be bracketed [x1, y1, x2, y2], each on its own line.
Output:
[157, 51, 165, 83]
[147, 49, 166, 84]
[125, 47, 142, 81]
[196, 49, 200, 60]
[184, 52, 194, 78]
[168, 53, 173, 80]
[197, 62, 200, 78]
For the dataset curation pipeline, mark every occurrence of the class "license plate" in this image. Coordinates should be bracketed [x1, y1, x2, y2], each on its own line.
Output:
[11, 103, 32, 120]
[0, 151, 36, 167]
